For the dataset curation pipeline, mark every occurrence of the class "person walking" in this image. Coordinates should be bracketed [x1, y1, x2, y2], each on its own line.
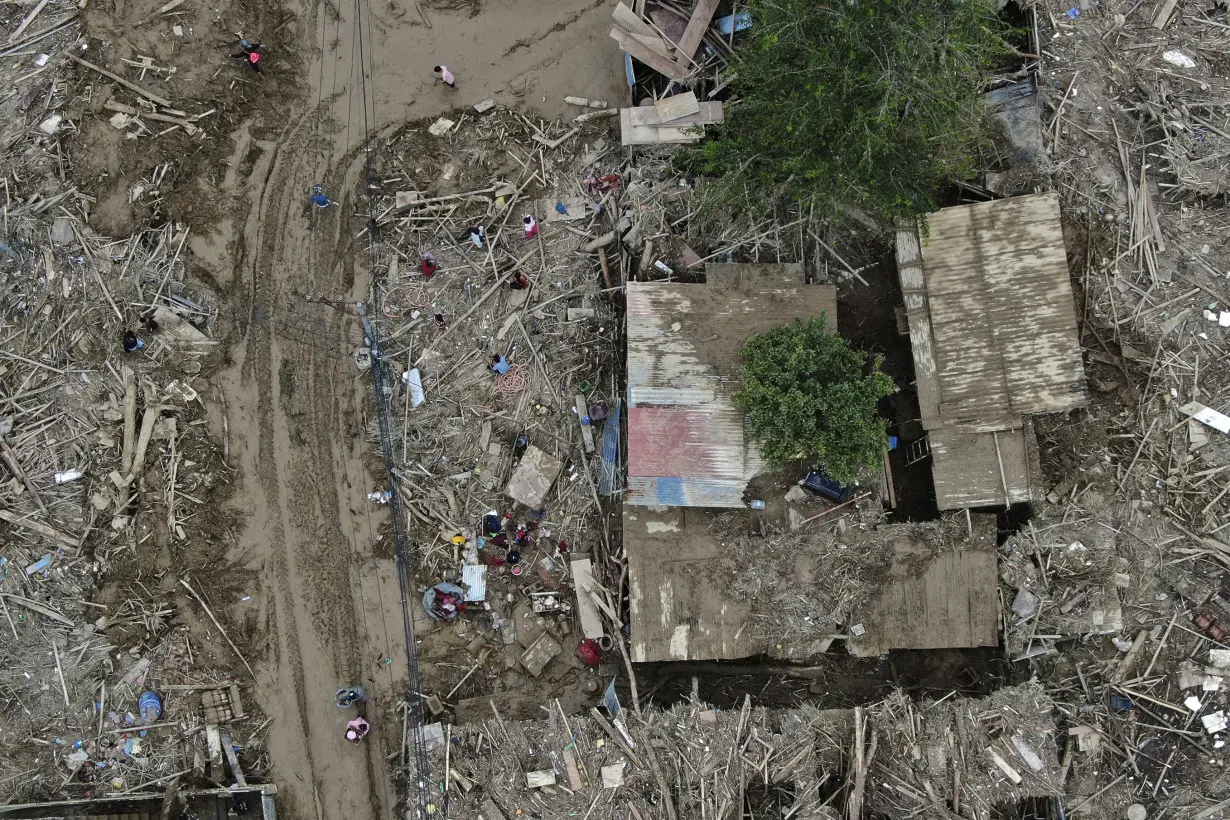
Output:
[335, 686, 368, 708]
[122, 330, 144, 353]
[522, 214, 539, 240]
[433, 65, 456, 88]
[232, 39, 263, 73]
[310, 184, 338, 208]
[344, 717, 370, 743]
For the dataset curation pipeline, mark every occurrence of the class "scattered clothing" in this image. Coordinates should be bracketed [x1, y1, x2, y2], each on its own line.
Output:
[423, 582, 466, 621]
[468, 225, 485, 249]
[482, 511, 503, 536]
[522, 214, 539, 240]
[435, 313, 446, 330]
[419, 254, 438, 278]
[585, 173, 621, 194]
[491, 355, 510, 375]
[433, 65, 456, 88]
[555, 201, 569, 216]
[122, 331, 144, 353]
[345, 717, 370, 743]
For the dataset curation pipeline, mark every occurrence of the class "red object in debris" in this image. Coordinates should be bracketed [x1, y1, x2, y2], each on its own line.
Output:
[1195, 608, 1227, 641]
[557, 541, 569, 553]
[576, 639, 602, 667]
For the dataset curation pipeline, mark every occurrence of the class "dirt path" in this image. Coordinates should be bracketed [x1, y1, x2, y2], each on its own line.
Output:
[201, 2, 621, 819]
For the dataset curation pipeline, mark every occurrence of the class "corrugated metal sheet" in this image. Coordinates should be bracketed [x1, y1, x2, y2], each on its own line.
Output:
[625, 265, 837, 507]
[626, 476, 749, 508]
[917, 193, 1089, 425]
[895, 194, 1085, 509]
[628, 406, 746, 479]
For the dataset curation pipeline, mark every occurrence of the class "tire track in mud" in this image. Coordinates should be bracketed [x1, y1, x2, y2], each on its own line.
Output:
[228, 93, 388, 820]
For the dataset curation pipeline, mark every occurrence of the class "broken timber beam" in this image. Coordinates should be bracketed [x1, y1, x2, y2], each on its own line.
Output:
[673, 0, 720, 64]
[609, 26, 688, 81]
[575, 395, 595, 454]
[67, 53, 174, 108]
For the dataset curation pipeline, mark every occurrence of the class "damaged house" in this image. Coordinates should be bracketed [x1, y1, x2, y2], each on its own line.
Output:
[895, 192, 1089, 510]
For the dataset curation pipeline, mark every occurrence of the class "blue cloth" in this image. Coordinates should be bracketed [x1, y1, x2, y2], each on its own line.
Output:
[311, 193, 330, 208]
[492, 356, 510, 375]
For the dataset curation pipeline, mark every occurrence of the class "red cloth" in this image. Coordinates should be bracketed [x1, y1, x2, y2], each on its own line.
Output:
[248, 52, 260, 64]
[576, 639, 602, 667]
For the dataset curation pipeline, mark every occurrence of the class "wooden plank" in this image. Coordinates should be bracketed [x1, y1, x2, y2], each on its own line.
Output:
[219, 727, 248, 786]
[571, 558, 605, 639]
[654, 91, 700, 122]
[653, 127, 703, 144]
[674, 0, 721, 63]
[0, 508, 79, 549]
[576, 395, 596, 454]
[539, 197, 588, 223]
[613, 1, 658, 39]
[626, 29, 672, 57]
[1153, 0, 1180, 27]
[626, 101, 723, 127]
[610, 25, 688, 81]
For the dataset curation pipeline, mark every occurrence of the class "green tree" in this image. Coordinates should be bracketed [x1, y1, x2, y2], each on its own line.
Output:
[690, 0, 1006, 223]
[733, 316, 893, 482]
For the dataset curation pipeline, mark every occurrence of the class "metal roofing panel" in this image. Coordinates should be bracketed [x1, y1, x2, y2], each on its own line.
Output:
[914, 193, 1088, 426]
[627, 406, 746, 480]
[625, 476, 749, 508]
[625, 271, 837, 506]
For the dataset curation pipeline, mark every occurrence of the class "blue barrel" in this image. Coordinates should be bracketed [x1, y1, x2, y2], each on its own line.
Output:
[138, 691, 162, 723]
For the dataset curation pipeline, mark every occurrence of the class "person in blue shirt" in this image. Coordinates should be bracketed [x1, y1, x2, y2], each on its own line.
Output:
[310, 184, 336, 208]
[491, 354, 510, 375]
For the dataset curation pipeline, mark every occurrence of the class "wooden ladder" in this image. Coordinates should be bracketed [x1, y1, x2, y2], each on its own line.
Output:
[903, 436, 931, 466]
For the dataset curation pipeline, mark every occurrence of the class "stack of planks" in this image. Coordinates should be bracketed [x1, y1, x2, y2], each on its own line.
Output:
[619, 90, 724, 145]
[609, 0, 720, 81]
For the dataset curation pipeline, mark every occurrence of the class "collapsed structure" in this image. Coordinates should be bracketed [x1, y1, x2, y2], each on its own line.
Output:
[622, 262, 838, 662]
[424, 683, 1064, 820]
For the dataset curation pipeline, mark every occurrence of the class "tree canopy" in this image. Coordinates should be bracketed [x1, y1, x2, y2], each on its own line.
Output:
[690, 0, 1006, 223]
[733, 316, 893, 483]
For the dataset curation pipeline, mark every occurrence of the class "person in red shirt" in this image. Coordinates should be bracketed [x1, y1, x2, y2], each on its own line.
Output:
[419, 253, 438, 278]
[233, 39, 262, 73]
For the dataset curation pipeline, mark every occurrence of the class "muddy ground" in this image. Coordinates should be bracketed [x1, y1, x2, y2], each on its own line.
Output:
[59, 0, 624, 817]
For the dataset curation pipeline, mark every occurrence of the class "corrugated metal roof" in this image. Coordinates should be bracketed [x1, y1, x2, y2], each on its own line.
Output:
[628, 406, 746, 479]
[625, 476, 749, 508]
[896, 193, 1086, 509]
[625, 264, 837, 507]
[915, 193, 1089, 427]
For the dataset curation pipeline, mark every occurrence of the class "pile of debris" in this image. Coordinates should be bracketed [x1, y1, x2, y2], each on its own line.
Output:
[0, 16, 256, 794]
[365, 107, 625, 705]
[411, 683, 1063, 819]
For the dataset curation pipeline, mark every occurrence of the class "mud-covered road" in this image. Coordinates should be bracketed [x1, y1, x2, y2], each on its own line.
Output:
[199, 1, 623, 818]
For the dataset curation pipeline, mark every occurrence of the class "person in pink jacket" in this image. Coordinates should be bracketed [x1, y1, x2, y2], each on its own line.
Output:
[433, 65, 456, 88]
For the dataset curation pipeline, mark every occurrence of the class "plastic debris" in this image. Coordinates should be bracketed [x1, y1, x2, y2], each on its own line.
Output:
[1162, 50, 1196, 69]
